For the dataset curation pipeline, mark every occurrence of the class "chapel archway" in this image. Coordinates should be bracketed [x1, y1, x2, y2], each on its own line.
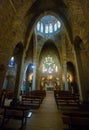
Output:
[3, 42, 23, 92]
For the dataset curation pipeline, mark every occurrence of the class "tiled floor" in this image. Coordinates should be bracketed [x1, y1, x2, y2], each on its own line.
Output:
[1, 91, 63, 130]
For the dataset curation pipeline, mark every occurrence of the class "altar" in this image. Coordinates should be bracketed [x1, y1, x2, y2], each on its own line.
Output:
[46, 85, 54, 91]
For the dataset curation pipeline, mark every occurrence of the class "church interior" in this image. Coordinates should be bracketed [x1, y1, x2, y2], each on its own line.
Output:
[0, 0, 89, 130]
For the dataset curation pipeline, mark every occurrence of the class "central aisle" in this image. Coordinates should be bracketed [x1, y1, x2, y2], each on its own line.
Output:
[26, 91, 63, 130]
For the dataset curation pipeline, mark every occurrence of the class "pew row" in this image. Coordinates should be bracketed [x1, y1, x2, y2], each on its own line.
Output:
[1, 105, 32, 129]
[21, 90, 46, 109]
[0, 89, 46, 129]
[54, 90, 80, 110]
[61, 110, 89, 130]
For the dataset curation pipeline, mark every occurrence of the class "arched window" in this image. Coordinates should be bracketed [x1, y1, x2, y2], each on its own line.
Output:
[35, 15, 62, 37]
[49, 23, 53, 33]
[37, 21, 40, 31]
[45, 24, 49, 33]
[9, 56, 15, 67]
[57, 21, 61, 28]
[41, 22, 43, 32]
[42, 55, 58, 74]
[54, 21, 57, 31]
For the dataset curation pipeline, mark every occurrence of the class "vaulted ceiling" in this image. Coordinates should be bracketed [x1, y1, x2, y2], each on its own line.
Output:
[0, 0, 89, 68]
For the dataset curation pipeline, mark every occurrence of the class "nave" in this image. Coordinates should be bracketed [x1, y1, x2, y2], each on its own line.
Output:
[1, 91, 63, 130]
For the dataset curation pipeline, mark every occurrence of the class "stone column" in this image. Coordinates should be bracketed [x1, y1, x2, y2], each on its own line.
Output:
[18, 53, 26, 94]
[36, 67, 41, 90]
[62, 35, 68, 90]
[60, 66, 63, 90]
[32, 31, 37, 90]
[73, 45, 84, 102]
[12, 47, 24, 103]
[63, 63, 68, 90]
[32, 63, 36, 90]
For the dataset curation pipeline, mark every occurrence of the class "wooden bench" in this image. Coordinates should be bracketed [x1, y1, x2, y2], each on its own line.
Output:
[21, 90, 46, 109]
[62, 109, 89, 130]
[22, 95, 42, 103]
[22, 95, 41, 109]
[56, 95, 80, 109]
[1, 105, 32, 129]
[28, 90, 46, 101]
[54, 90, 80, 110]
[0, 90, 33, 129]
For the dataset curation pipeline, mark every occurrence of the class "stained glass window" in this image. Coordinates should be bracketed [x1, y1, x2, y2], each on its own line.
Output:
[42, 55, 58, 73]
[37, 22, 40, 31]
[41, 22, 43, 33]
[54, 21, 57, 31]
[55, 66, 58, 72]
[49, 23, 53, 33]
[57, 21, 61, 28]
[9, 57, 15, 67]
[45, 24, 48, 33]
[36, 15, 62, 37]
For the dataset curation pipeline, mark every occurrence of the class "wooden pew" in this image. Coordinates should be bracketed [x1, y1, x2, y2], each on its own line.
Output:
[56, 95, 80, 107]
[22, 95, 42, 103]
[29, 90, 46, 101]
[54, 90, 71, 99]
[1, 105, 32, 129]
[54, 90, 80, 110]
[0, 90, 6, 108]
[0, 90, 11, 127]
[21, 94, 43, 109]
[61, 109, 89, 130]
[0, 90, 32, 129]
[21, 90, 46, 109]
